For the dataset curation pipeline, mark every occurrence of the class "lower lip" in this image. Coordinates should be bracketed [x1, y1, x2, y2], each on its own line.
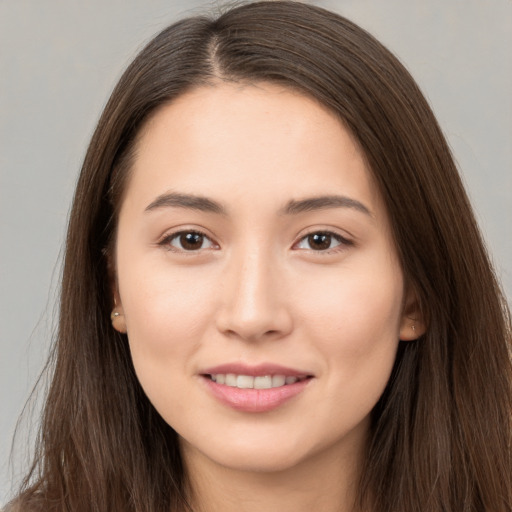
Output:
[202, 376, 312, 413]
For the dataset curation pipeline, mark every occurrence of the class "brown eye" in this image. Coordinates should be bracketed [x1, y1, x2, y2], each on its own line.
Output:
[165, 231, 215, 251]
[180, 232, 204, 250]
[295, 231, 351, 252]
[307, 233, 332, 250]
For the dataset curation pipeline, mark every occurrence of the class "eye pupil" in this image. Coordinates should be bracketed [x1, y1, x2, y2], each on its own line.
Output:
[180, 232, 203, 250]
[308, 233, 331, 250]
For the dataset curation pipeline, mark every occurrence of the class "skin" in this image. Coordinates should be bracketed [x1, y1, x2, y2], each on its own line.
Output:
[112, 82, 422, 512]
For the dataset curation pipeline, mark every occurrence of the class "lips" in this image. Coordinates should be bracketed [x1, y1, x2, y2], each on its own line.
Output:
[200, 363, 313, 412]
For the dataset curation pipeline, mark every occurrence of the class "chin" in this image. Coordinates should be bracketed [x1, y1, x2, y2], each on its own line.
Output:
[217, 447, 306, 474]
[180, 428, 333, 475]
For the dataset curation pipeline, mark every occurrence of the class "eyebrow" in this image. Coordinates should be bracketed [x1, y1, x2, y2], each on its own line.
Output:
[281, 195, 372, 217]
[144, 192, 372, 217]
[145, 192, 227, 215]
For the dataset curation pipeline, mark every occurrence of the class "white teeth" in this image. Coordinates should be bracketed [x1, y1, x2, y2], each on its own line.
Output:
[236, 375, 254, 389]
[272, 375, 286, 387]
[254, 375, 272, 389]
[225, 374, 237, 386]
[209, 373, 303, 389]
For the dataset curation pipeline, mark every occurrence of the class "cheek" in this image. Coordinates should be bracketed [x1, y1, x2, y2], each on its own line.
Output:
[118, 267, 220, 426]
[296, 256, 404, 382]
[116, 258, 219, 395]
[120, 258, 217, 336]
[293, 267, 403, 440]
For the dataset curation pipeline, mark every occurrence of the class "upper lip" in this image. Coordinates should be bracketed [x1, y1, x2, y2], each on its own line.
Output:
[201, 362, 313, 378]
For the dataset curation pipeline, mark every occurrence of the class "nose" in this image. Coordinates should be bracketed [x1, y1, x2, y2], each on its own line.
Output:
[215, 248, 293, 342]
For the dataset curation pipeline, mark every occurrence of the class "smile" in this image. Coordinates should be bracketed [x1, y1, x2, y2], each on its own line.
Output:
[208, 374, 306, 389]
[201, 364, 314, 412]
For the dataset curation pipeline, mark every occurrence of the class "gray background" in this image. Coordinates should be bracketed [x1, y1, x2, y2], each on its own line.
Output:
[1, 0, 511, 502]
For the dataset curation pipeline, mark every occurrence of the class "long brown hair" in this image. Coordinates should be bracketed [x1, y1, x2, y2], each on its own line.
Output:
[11, 2, 512, 511]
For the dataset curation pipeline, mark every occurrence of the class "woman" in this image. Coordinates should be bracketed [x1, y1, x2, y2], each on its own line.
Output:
[8, 1, 511, 511]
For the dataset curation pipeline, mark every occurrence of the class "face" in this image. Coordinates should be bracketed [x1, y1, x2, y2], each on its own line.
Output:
[113, 82, 418, 474]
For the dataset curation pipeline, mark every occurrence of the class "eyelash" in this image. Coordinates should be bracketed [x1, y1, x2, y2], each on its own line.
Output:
[293, 231, 353, 253]
[158, 230, 218, 253]
[158, 229, 353, 254]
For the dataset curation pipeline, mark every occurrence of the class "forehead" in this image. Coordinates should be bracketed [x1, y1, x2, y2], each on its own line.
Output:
[123, 82, 385, 220]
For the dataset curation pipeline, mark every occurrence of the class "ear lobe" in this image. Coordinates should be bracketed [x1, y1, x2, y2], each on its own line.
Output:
[399, 287, 426, 341]
[111, 306, 127, 334]
[110, 273, 127, 334]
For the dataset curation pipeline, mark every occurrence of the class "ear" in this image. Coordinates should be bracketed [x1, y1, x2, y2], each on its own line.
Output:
[107, 253, 128, 335]
[111, 288, 127, 334]
[399, 286, 426, 341]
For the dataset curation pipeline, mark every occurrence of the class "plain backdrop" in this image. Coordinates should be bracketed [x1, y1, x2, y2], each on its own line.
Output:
[1, 0, 511, 502]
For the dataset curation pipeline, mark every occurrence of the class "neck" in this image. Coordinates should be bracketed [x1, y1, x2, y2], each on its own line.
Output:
[181, 437, 365, 512]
